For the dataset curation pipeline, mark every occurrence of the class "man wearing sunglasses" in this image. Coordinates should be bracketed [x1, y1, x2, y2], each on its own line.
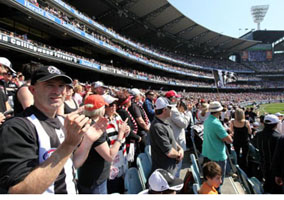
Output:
[150, 97, 184, 176]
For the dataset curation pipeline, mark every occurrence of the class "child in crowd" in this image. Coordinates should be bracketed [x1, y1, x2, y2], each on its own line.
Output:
[199, 161, 222, 194]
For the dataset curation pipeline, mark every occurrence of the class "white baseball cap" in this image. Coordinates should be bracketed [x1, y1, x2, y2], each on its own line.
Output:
[102, 94, 118, 105]
[92, 81, 108, 89]
[149, 169, 184, 192]
[155, 97, 175, 110]
[129, 88, 142, 96]
[275, 112, 283, 117]
[0, 57, 15, 73]
[264, 114, 280, 124]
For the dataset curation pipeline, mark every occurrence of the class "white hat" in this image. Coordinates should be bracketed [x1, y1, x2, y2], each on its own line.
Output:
[103, 94, 118, 105]
[275, 112, 283, 117]
[130, 88, 142, 96]
[155, 97, 175, 110]
[209, 101, 223, 112]
[253, 122, 260, 127]
[149, 169, 184, 192]
[264, 114, 280, 124]
[0, 57, 15, 73]
[92, 81, 108, 89]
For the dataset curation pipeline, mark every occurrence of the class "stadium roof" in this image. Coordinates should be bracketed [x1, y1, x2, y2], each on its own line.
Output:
[68, 0, 260, 57]
[241, 30, 284, 44]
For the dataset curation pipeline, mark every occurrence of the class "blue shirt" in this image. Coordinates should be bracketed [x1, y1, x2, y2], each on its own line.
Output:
[202, 114, 229, 161]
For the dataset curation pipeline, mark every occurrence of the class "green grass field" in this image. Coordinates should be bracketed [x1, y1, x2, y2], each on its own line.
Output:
[257, 103, 284, 115]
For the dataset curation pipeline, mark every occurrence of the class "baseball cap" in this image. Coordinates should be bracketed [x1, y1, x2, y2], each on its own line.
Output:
[31, 66, 72, 85]
[92, 81, 108, 89]
[165, 90, 181, 98]
[264, 114, 279, 124]
[84, 94, 108, 111]
[129, 88, 142, 96]
[103, 94, 118, 105]
[149, 169, 184, 192]
[275, 112, 283, 117]
[155, 97, 175, 110]
[0, 57, 15, 73]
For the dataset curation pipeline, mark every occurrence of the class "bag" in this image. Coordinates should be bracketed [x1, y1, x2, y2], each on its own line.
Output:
[180, 169, 195, 194]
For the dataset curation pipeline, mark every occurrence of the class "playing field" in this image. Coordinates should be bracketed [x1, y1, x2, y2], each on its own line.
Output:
[258, 103, 284, 115]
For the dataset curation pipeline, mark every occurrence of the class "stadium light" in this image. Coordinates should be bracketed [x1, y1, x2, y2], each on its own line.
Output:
[251, 5, 269, 30]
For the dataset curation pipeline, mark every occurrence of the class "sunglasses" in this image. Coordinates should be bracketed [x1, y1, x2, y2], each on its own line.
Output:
[167, 106, 172, 110]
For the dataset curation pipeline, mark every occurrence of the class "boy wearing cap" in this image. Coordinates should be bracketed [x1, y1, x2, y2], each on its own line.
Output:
[0, 66, 106, 194]
[150, 97, 184, 175]
[256, 114, 282, 193]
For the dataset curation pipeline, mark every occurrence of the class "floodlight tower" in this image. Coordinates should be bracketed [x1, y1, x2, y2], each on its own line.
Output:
[251, 5, 269, 30]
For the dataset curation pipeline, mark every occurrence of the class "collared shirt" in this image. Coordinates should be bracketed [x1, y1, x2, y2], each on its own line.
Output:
[150, 116, 178, 174]
[202, 114, 228, 161]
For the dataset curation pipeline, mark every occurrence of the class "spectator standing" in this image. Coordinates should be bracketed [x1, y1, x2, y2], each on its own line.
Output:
[129, 88, 150, 151]
[91, 81, 108, 95]
[167, 98, 192, 178]
[143, 90, 155, 122]
[0, 66, 105, 193]
[13, 62, 41, 115]
[271, 135, 284, 194]
[150, 97, 183, 175]
[103, 94, 130, 194]
[202, 101, 233, 193]
[229, 108, 252, 172]
[77, 95, 128, 194]
[256, 114, 282, 193]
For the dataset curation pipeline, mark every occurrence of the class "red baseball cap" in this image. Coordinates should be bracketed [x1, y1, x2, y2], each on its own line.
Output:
[165, 90, 181, 98]
[84, 95, 108, 111]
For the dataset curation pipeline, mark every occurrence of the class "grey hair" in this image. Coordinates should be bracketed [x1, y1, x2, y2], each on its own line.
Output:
[84, 106, 105, 118]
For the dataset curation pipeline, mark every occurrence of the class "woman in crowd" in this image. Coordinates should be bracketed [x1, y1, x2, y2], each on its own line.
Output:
[14, 62, 42, 115]
[229, 108, 252, 172]
[73, 84, 83, 106]
[103, 94, 130, 193]
[77, 94, 129, 194]
[57, 84, 80, 116]
[116, 90, 142, 165]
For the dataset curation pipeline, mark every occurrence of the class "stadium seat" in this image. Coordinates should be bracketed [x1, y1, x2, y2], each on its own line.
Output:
[235, 165, 253, 194]
[192, 183, 200, 194]
[136, 152, 152, 189]
[249, 177, 264, 194]
[124, 167, 144, 194]
[190, 165, 201, 187]
[144, 145, 152, 166]
[190, 154, 202, 176]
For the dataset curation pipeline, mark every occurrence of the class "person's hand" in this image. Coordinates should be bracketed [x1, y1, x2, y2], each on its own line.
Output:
[0, 112, 5, 125]
[275, 176, 283, 186]
[177, 148, 184, 162]
[63, 112, 91, 147]
[118, 118, 129, 139]
[84, 116, 108, 142]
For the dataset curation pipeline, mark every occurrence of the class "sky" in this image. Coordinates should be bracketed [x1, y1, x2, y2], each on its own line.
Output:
[168, 0, 284, 38]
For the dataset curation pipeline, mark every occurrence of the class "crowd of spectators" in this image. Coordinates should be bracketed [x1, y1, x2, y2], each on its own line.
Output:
[26, 0, 254, 75]
[243, 54, 284, 72]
